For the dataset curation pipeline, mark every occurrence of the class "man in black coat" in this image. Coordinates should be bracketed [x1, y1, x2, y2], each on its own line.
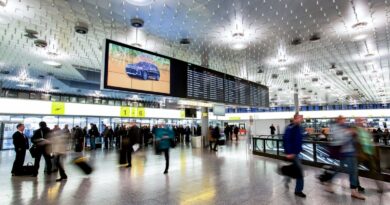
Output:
[31, 121, 52, 177]
[11, 123, 29, 176]
[120, 123, 140, 168]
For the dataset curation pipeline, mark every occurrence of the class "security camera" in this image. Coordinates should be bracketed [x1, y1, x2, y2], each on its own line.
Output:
[131, 18, 144, 28]
[75, 22, 89, 34]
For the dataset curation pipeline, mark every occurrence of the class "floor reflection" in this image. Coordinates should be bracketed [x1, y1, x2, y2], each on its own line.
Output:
[0, 141, 389, 205]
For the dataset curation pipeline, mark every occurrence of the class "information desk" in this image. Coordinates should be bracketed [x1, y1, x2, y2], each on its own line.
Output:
[252, 135, 390, 182]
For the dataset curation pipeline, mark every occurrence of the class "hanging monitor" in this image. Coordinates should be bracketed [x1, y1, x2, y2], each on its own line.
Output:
[213, 105, 225, 116]
[103, 39, 171, 95]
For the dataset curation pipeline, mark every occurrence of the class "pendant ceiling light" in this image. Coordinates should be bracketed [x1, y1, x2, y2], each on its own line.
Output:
[127, 0, 153, 6]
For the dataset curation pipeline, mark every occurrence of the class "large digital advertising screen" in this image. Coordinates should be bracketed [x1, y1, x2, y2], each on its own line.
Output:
[104, 39, 171, 94]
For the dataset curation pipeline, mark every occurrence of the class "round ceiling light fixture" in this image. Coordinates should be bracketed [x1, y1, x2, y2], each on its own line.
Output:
[131, 43, 142, 48]
[231, 42, 247, 50]
[353, 34, 368, 41]
[352, 21, 368, 30]
[43, 60, 61, 67]
[279, 67, 287, 71]
[127, 0, 153, 6]
[364, 53, 375, 58]
[231, 32, 247, 50]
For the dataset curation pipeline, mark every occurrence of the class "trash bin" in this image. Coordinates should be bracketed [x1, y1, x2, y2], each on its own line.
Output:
[191, 136, 202, 148]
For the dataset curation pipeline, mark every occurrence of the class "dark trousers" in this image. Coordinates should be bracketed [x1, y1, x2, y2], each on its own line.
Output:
[162, 149, 169, 171]
[213, 140, 219, 150]
[104, 137, 109, 149]
[292, 156, 304, 192]
[56, 154, 67, 179]
[12, 149, 26, 175]
[120, 148, 132, 166]
[34, 149, 52, 175]
[90, 137, 96, 149]
[115, 136, 120, 148]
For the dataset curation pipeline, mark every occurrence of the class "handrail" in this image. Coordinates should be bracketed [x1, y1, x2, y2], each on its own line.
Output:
[251, 136, 390, 182]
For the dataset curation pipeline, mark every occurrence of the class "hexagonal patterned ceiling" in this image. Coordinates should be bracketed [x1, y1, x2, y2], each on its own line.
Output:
[0, 0, 389, 106]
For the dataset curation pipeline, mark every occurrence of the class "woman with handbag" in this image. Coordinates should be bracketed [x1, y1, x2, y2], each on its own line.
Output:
[155, 123, 174, 174]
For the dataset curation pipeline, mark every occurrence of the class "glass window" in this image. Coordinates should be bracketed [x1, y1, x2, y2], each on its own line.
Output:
[41, 93, 50, 101]
[87, 117, 100, 130]
[30, 92, 40, 99]
[78, 97, 86, 104]
[42, 116, 59, 129]
[94, 98, 102, 104]
[74, 117, 87, 128]
[70, 97, 78, 103]
[0, 115, 10, 121]
[18, 92, 29, 99]
[51, 95, 60, 102]
[86, 97, 93, 104]
[108, 100, 115, 105]
[115, 100, 121, 106]
[61, 96, 70, 102]
[6, 90, 18, 98]
[101, 99, 108, 105]
[100, 118, 111, 132]
[24, 116, 42, 137]
[10, 115, 24, 122]
[121, 101, 128, 106]
[58, 117, 74, 130]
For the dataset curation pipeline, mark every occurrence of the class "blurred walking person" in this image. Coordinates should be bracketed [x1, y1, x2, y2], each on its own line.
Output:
[51, 127, 68, 182]
[208, 126, 215, 150]
[354, 117, 383, 193]
[31, 121, 52, 177]
[88, 124, 99, 150]
[119, 123, 139, 168]
[233, 126, 239, 140]
[11, 123, 29, 176]
[283, 114, 306, 198]
[320, 116, 365, 200]
[212, 125, 221, 151]
[155, 122, 174, 174]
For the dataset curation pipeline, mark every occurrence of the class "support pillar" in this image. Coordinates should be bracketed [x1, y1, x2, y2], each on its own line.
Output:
[201, 107, 209, 147]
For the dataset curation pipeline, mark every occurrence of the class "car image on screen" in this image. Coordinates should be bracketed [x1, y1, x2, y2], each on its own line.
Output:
[125, 62, 160, 81]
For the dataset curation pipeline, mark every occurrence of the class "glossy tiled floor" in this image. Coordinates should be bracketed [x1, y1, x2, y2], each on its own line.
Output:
[1, 141, 389, 205]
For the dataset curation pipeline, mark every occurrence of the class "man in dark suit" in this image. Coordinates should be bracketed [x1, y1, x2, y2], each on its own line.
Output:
[31, 121, 52, 177]
[11, 123, 29, 176]
[120, 123, 140, 168]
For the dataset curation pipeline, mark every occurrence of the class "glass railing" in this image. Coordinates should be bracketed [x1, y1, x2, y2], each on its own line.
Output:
[252, 135, 390, 182]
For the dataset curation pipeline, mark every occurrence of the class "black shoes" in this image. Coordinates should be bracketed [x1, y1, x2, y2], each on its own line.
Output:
[163, 170, 168, 174]
[126, 164, 132, 168]
[357, 186, 365, 193]
[294, 192, 306, 198]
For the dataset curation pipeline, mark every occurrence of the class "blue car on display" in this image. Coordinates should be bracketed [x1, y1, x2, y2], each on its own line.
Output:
[125, 61, 160, 81]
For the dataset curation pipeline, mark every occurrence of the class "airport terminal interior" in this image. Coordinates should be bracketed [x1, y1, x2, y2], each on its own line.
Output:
[1, 0, 390, 204]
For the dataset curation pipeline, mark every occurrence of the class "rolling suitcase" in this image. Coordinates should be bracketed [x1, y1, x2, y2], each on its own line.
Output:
[73, 157, 93, 175]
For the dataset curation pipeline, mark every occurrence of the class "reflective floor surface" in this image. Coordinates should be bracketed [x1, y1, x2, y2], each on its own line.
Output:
[1, 141, 389, 205]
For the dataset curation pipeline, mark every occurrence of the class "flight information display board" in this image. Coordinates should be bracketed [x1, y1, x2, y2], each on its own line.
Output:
[187, 64, 269, 107]
[187, 65, 224, 102]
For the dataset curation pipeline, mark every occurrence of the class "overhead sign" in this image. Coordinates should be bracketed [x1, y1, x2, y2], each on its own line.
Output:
[228, 116, 241, 121]
[180, 110, 185, 118]
[51, 102, 65, 115]
[120, 106, 130, 117]
[137, 107, 145, 118]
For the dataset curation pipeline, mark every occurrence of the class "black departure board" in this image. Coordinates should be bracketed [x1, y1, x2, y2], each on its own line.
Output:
[187, 65, 224, 102]
[186, 64, 269, 107]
